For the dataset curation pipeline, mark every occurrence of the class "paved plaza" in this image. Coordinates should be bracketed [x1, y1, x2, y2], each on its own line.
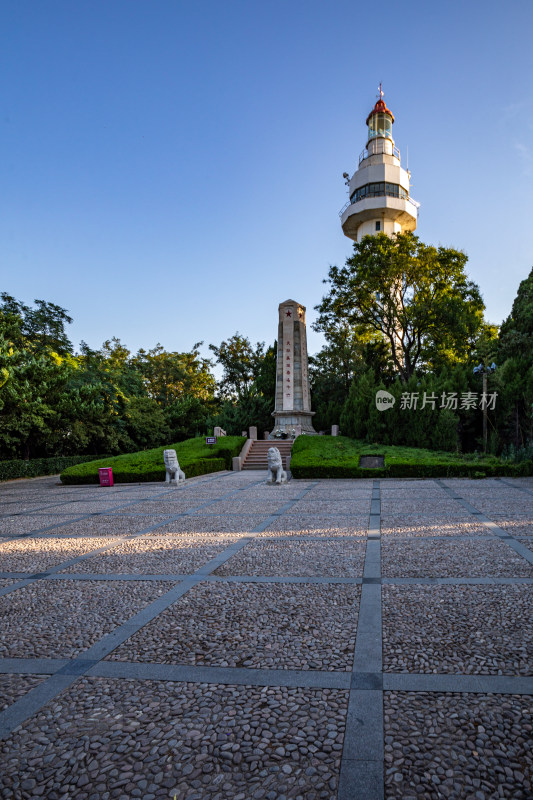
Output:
[0, 470, 532, 800]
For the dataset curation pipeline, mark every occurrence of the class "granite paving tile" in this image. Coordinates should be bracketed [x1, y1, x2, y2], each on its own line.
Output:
[107, 581, 360, 671]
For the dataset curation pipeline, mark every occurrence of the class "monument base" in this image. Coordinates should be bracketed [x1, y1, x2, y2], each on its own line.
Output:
[270, 410, 317, 438]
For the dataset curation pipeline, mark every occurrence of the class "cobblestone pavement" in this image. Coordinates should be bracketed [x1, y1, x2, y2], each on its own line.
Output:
[0, 471, 532, 800]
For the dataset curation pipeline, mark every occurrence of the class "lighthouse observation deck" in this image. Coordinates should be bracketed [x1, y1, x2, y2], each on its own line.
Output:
[339, 188, 420, 219]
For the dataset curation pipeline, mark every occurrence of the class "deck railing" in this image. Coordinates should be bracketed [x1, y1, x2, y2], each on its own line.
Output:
[359, 143, 400, 164]
[339, 193, 420, 218]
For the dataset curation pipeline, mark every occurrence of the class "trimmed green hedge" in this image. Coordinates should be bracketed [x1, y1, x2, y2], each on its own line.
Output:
[290, 435, 533, 480]
[60, 436, 246, 485]
[291, 461, 533, 479]
[0, 454, 109, 483]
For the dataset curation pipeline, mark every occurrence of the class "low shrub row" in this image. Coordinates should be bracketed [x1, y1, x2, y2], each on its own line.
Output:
[289, 435, 533, 480]
[61, 458, 227, 484]
[60, 436, 246, 485]
[291, 460, 533, 480]
[0, 454, 108, 483]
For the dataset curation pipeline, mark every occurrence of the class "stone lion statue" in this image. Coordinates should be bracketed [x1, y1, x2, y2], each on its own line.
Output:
[163, 449, 185, 485]
[266, 446, 287, 485]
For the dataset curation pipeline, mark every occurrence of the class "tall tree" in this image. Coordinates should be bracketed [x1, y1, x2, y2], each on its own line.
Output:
[209, 337, 277, 435]
[133, 342, 215, 406]
[0, 293, 73, 355]
[209, 333, 266, 400]
[498, 267, 533, 364]
[497, 267, 533, 447]
[314, 233, 486, 382]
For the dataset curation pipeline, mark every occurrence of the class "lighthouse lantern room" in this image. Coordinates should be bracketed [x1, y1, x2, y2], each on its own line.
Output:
[340, 86, 419, 242]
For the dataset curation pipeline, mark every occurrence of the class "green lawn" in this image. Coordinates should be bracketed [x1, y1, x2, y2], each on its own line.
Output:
[60, 436, 246, 484]
[290, 435, 533, 479]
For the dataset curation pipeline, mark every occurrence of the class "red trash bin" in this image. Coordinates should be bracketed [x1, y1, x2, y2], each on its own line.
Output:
[98, 467, 114, 487]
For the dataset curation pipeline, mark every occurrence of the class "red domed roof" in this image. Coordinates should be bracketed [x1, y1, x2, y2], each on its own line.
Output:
[366, 98, 394, 125]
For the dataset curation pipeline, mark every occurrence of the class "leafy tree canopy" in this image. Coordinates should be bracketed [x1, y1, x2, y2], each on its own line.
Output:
[498, 266, 533, 364]
[0, 292, 73, 355]
[209, 333, 266, 400]
[314, 233, 486, 382]
[133, 342, 215, 406]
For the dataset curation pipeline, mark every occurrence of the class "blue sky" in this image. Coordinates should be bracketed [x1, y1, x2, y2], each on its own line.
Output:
[1, 0, 532, 362]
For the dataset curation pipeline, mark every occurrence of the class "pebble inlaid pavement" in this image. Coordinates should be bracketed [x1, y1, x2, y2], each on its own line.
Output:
[382, 539, 533, 578]
[0, 536, 119, 572]
[380, 519, 490, 537]
[59, 533, 242, 575]
[0, 470, 531, 799]
[0, 579, 176, 659]
[384, 692, 532, 799]
[214, 539, 367, 577]
[107, 581, 360, 671]
[260, 516, 368, 536]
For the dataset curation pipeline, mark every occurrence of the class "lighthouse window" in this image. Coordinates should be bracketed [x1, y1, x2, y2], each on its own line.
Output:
[350, 183, 409, 204]
[375, 221, 381, 231]
[368, 113, 393, 140]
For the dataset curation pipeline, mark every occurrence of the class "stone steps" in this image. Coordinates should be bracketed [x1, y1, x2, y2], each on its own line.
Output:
[242, 440, 294, 470]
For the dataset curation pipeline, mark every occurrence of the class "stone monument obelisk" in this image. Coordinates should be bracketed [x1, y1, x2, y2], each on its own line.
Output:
[271, 299, 316, 436]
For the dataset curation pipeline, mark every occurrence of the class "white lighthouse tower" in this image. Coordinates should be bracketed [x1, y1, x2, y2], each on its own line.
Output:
[339, 86, 419, 241]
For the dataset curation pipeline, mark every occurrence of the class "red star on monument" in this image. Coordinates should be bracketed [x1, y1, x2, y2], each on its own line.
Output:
[286, 309, 292, 317]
